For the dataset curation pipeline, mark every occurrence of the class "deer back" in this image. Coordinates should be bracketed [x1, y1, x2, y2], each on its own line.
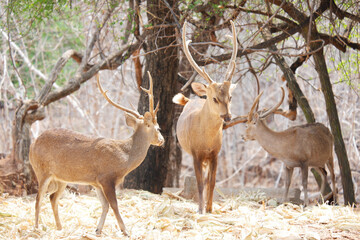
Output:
[30, 129, 133, 185]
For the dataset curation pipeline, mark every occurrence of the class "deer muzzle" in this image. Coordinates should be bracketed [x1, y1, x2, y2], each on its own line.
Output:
[157, 135, 165, 146]
[221, 114, 232, 122]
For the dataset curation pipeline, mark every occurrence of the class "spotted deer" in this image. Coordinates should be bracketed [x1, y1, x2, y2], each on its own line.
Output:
[29, 72, 164, 236]
[173, 21, 238, 213]
[244, 88, 336, 205]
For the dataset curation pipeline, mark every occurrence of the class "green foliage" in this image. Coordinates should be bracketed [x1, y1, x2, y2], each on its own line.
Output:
[180, 0, 227, 24]
[335, 53, 360, 88]
[4, 1, 85, 98]
[7, 0, 69, 31]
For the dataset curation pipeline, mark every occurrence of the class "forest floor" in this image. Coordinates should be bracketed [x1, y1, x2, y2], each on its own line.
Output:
[1, 189, 360, 239]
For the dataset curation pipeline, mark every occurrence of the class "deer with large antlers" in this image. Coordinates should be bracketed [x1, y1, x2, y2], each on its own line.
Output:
[244, 88, 336, 205]
[29, 72, 164, 236]
[173, 21, 238, 213]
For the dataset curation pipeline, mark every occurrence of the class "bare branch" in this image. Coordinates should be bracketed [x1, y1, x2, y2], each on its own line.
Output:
[36, 50, 79, 104]
[42, 33, 146, 106]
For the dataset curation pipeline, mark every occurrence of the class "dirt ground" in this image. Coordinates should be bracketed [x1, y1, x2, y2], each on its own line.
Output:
[1, 189, 360, 239]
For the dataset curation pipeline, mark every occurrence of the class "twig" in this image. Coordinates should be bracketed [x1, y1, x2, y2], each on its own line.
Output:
[162, 0, 181, 31]
[180, 72, 197, 91]
[241, 0, 286, 54]
[5, 8, 26, 99]
[217, 146, 263, 185]
[0, 55, 7, 100]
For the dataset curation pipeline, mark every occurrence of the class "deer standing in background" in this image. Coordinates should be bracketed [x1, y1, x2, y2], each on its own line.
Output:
[173, 21, 238, 213]
[244, 88, 336, 205]
[29, 72, 164, 236]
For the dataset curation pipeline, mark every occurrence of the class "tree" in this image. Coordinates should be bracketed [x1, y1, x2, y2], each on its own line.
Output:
[263, 0, 357, 205]
[2, 0, 358, 205]
[3, 1, 146, 192]
[187, 0, 358, 205]
[123, 0, 179, 193]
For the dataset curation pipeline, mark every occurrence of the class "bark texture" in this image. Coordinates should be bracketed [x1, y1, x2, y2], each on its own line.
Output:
[123, 0, 179, 193]
[266, 0, 356, 204]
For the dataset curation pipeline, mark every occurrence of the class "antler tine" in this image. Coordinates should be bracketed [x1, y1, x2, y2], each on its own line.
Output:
[96, 74, 142, 119]
[182, 22, 214, 84]
[248, 90, 264, 122]
[140, 71, 156, 117]
[154, 101, 160, 116]
[225, 20, 238, 82]
[260, 87, 285, 119]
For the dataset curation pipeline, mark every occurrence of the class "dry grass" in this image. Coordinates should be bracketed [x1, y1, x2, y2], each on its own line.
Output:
[1, 189, 359, 239]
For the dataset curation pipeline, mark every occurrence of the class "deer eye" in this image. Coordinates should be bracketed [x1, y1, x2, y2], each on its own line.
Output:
[229, 96, 232, 101]
[213, 97, 219, 104]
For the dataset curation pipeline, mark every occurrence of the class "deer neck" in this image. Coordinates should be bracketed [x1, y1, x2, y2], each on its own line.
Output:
[200, 99, 223, 131]
[255, 120, 288, 157]
[125, 126, 152, 172]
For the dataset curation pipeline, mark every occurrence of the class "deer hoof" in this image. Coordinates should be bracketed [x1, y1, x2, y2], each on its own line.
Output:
[121, 229, 129, 236]
[95, 228, 102, 236]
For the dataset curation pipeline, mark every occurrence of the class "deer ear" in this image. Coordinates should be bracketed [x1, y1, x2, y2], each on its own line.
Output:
[125, 113, 138, 128]
[191, 82, 207, 96]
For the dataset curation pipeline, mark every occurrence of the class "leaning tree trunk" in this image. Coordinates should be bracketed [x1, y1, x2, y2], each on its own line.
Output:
[268, 47, 335, 198]
[260, 27, 336, 199]
[309, 31, 356, 205]
[8, 3, 144, 194]
[123, 0, 179, 193]
[12, 100, 45, 193]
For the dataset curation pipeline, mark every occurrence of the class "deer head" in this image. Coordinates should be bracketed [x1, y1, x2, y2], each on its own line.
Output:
[182, 20, 238, 122]
[244, 87, 285, 140]
[97, 71, 164, 146]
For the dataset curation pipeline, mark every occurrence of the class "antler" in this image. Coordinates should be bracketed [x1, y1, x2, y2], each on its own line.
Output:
[248, 91, 264, 122]
[260, 87, 285, 118]
[140, 71, 159, 120]
[225, 20, 238, 82]
[182, 22, 214, 84]
[96, 74, 142, 119]
[248, 87, 285, 121]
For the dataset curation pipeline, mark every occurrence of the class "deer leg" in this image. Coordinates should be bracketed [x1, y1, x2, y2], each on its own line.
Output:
[283, 166, 294, 203]
[314, 167, 326, 203]
[206, 156, 218, 213]
[203, 164, 209, 204]
[327, 157, 337, 203]
[100, 181, 128, 236]
[193, 156, 204, 214]
[34, 176, 52, 229]
[49, 181, 67, 230]
[95, 187, 110, 235]
[301, 164, 309, 206]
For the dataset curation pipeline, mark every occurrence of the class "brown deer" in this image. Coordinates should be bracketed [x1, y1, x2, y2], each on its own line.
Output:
[173, 21, 238, 213]
[29, 72, 164, 236]
[244, 88, 336, 205]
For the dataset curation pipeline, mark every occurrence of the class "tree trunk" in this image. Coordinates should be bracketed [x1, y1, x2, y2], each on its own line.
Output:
[12, 100, 45, 193]
[9, 6, 143, 194]
[262, 29, 334, 199]
[123, 0, 179, 193]
[310, 36, 356, 205]
[265, 0, 356, 205]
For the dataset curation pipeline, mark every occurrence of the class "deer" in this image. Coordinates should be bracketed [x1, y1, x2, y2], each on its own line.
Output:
[243, 87, 337, 205]
[172, 21, 238, 214]
[29, 71, 164, 236]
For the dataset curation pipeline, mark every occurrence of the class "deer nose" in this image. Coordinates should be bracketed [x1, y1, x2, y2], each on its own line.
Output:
[221, 114, 232, 122]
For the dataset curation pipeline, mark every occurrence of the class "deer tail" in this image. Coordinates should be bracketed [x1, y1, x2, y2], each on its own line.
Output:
[172, 93, 189, 106]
